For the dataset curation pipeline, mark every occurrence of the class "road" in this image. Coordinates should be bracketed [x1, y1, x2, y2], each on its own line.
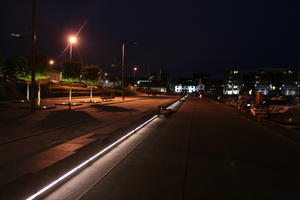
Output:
[78, 97, 300, 200]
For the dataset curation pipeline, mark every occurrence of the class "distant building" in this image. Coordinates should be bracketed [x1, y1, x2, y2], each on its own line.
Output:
[174, 84, 197, 93]
[174, 79, 202, 93]
[223, 68, 298, 96]
[101, 73, 119, 88]
[138, 80, 168, 93]
[223, 70, 243, 95]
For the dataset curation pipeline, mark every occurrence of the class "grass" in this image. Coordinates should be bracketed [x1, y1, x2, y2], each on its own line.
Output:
[62, 78, 80, 83]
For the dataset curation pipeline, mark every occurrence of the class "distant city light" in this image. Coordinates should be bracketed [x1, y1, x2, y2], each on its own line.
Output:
[10, 33, 22, 37]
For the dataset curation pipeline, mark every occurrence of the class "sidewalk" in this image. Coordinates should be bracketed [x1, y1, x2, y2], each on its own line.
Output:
[0, 96, 177, 187]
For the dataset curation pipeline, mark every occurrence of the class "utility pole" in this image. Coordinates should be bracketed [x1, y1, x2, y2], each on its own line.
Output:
[31, 0, 36, 113]
[121, 42, 125, 100]
[147, 64, 150, 78]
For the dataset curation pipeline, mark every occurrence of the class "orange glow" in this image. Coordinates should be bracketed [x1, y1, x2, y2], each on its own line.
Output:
[49, 59, 55, 65]
[69, 36, 77, 44]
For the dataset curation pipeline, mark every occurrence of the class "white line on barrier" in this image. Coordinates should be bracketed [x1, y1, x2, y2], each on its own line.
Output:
[26, 115, 158, 200]
[26, 95, 188, 200]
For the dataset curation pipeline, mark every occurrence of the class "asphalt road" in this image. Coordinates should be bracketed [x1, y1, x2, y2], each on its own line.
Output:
[80, 97, 300, 200]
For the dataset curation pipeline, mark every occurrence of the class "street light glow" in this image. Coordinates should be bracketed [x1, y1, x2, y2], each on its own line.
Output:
[68, 35, 78, 60]
[49, 59, 55, 65]
[133, 67, 138, 71]
[69, 36, 77, 44]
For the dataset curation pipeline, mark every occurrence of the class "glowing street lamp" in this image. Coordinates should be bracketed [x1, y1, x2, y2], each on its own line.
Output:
[68, 35, 77, 60]
[49, 59, 55, 65]
[133, 66, 138, 85]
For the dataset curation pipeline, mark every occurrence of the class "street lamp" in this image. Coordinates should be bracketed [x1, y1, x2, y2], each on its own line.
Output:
[120, 41, 138, 100]
[68, 35, 77, 60]
[133, 66, 138, 85]
[121, 42, 125, 100]
[49, 59, 55, 65]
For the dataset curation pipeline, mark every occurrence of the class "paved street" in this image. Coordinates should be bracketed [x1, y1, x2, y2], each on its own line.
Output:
[80, 97, 300, 200]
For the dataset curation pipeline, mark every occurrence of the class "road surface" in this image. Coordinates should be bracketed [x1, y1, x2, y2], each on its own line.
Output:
[79, 97, 300, 200]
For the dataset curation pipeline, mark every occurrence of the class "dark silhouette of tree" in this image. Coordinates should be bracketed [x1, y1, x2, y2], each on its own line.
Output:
[1, 54, 50, 80]
[62, 61, 81, 82]
[81, 65, 101, 102]
[62, 60, 82, 109]
[81, 65, 100, 85]
[3, 56, 28, 80]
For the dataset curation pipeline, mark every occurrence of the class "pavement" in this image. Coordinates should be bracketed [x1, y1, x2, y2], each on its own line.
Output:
[1, 96, 300, 199]
[79, 97, 300, 200]
[0, 95, 178, 199]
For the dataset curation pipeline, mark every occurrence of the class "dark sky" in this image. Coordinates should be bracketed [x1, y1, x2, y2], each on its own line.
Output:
[1, 0, 300, 79]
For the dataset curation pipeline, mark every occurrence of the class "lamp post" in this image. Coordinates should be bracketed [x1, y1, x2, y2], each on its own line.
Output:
[69, 36, 77, 60]
[133, 66, 138, 85]
[31, 0, 37, 113]
[121, 42, 125, 100]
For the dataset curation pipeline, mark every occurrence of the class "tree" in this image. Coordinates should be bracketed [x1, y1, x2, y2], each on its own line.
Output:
[62, 61, 82, 108]
[62, 61, 81, 82]
[14, 54, 50, 104]
[33, 54, 51, 106]
[33, 54, 51, 80]
[81, 65, 100, 85]
[3, 56, 28, 80]
[0, 54, 50, 104]
[81, 65, 101, 102]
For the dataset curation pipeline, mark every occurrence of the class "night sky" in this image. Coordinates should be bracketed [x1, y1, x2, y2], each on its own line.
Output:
[1, 0, 300, 79]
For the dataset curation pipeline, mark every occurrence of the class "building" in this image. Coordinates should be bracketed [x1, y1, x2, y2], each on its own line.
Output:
[137, 79, 169, 93]
[223, 68, 298, 96]
[174, 79, 201, 93]
[174, 84, 197, 93]
[223, 70, 243, 95]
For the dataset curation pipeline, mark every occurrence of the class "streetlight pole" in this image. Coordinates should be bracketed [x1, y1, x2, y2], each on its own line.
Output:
[69, 36, 77, 61]
[31, 0, 37, 113]
[121, 42, 125, 100]
[133, 67, 137, 85]
[70, 43, 72, 60]
[133, 70, 136, 85]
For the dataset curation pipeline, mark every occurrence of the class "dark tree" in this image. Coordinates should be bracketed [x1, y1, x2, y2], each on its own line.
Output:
[3, 56, 29, 80]
[81, 65, 101, 85]
[62, 61, 81, 82]
[1, 54, 50, 80]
